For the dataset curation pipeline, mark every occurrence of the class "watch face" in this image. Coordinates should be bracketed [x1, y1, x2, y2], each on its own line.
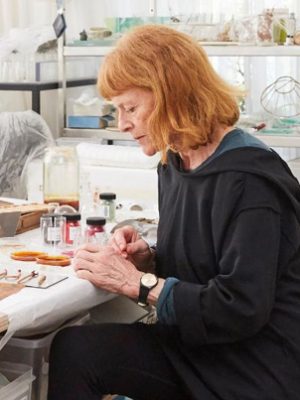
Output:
[141, 273, 158, 288]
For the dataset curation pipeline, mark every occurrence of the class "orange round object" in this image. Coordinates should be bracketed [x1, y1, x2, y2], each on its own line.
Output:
[36, 255, 71, 267]
[11, 251, 47, 262]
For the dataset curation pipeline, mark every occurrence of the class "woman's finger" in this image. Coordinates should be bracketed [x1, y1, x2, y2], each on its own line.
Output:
[76, 269, 94, 281]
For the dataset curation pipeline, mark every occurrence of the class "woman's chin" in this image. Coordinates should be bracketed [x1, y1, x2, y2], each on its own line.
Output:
[141, 145, 157, 157]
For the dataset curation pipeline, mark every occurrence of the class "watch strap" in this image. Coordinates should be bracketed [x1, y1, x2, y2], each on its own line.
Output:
[138, 284, 151, 307]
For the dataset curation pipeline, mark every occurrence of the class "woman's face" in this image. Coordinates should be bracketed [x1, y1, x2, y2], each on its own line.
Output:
[112, 88, 157, 156]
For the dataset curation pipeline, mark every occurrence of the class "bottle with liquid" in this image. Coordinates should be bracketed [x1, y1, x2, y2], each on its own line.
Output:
[272, 8, 289, 45]
[43, 146, 80, 210]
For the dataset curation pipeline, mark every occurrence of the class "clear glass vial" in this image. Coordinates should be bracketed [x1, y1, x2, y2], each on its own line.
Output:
[99, 192, 116, 222]
[40, 214, 66, 246]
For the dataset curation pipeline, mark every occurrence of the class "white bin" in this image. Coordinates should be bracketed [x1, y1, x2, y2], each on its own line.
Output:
[0, 361, 34, 400]
[0, 313, 89, 400]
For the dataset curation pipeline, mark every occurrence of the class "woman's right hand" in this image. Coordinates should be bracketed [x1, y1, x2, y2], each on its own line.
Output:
[108, 225, 154, 271]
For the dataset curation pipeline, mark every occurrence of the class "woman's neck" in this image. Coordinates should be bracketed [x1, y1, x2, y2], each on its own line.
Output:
[180, 126, 234, 171]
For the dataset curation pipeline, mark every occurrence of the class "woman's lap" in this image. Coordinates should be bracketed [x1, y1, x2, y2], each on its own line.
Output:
[47, 322, 187, 400]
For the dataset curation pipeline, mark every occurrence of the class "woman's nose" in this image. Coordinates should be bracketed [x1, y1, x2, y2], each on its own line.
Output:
[118, 114, 132, 133]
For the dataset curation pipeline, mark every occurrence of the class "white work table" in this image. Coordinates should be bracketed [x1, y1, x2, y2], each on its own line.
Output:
[0, 228, 115, 350]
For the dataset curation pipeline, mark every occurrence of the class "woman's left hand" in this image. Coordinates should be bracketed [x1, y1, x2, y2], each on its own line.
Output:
[73, 243, 142, 298]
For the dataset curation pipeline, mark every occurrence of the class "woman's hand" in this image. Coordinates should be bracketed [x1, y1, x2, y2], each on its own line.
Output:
[109, 225, 155, 271]
[73, 243, 142, 299]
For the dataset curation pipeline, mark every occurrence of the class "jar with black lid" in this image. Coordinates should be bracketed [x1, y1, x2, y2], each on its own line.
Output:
[64, 213, 81, 245]
[99, 192, 116, 222]
[85, 216, 107, 244]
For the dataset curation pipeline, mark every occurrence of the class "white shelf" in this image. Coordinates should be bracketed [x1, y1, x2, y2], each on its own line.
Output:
[64, 44, 300, 57]
[62, 129, 300, 147]
[64, 46, 114, 57]
[63, 128, 134, 141]
[254, 134, 300, 147]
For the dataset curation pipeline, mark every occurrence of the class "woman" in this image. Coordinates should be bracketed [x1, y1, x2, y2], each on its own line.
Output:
[47, 25, 300, 400]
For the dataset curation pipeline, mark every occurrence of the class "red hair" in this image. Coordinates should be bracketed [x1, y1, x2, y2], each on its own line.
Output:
[98, 24, 241, 162]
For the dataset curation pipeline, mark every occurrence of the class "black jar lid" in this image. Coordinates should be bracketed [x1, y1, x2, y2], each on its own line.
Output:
[86, 216, 106, 226]
[99, 192, 116, 200]
[64, 213, 81, 221]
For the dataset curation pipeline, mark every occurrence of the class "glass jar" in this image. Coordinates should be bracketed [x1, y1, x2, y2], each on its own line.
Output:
[99, 192, 116, 222]
[64, 213, 81, 245]
[40, 214, 66, 246]
[43, 146, 80, 210]
[272, 8, 289, 45]
[85, 217, 106, 244]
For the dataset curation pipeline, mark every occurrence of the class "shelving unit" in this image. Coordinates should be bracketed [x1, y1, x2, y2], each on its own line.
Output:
[63, 44, 300, 57]
[60, 43, 300, 146]
[0, 79, 96, 115]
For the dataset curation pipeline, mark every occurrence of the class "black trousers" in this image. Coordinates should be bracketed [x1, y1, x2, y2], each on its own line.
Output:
[47, 322, 188, 400]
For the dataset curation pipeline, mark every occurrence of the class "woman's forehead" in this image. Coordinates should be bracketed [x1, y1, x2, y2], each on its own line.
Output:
[112, 88, 153, 106]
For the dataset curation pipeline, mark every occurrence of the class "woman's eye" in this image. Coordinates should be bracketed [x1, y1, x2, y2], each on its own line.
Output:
[126, 107, 136, 113]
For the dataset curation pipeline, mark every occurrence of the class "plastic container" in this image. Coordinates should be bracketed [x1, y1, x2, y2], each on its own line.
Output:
[99, 192, 116, 222]
[0, 361, 34, 400]
[43, 146, 80, 210]
[64, 213, 81, 245]
[0, 313, 89, 400]
[85, 217, 107, 244]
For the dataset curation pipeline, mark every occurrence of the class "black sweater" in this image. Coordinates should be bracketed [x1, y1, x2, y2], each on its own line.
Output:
[151, 135, 300, 400]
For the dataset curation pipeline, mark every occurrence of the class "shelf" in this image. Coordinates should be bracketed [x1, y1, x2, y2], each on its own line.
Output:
[0, 79, 96, 114]
[204, 45, 300, 57]
[62, 129, 300, 147]
[254, 133, 300, 147]
[64, 44, 300, 57]
[64, 46, 114, 57]
[63, 128, 134, 142]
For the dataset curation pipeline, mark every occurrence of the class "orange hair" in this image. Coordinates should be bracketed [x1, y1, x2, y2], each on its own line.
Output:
[98, 24, 241, 162]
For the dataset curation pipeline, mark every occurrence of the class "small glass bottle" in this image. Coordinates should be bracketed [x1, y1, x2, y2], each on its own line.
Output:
[285, 12, 296, 45]
[64, 213, 81, 245]
[99, 192, 116, 222]
[40, 214, 66, 246]
[85, 217, 106, 244]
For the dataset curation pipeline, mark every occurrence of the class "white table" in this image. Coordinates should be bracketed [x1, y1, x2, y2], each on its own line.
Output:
[0, 228, 115, 350]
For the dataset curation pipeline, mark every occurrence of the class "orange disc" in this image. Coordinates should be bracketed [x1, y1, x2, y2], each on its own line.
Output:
[11, 251, 47, 262]
[35, 255, 71, 267]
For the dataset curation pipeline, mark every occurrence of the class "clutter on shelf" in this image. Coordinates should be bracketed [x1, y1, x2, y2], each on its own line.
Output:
[67, 10, 299, 47]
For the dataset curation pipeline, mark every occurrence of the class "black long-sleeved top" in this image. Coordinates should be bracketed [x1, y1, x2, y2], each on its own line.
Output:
[150, 129, 300, 399]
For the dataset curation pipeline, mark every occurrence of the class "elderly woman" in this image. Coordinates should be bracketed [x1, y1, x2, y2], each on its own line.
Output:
[47, 25, 300, 400]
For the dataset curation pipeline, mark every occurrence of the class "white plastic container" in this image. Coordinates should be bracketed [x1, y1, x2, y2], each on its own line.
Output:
[0, 361, 34, 400]
[0, 313, 89, 400]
